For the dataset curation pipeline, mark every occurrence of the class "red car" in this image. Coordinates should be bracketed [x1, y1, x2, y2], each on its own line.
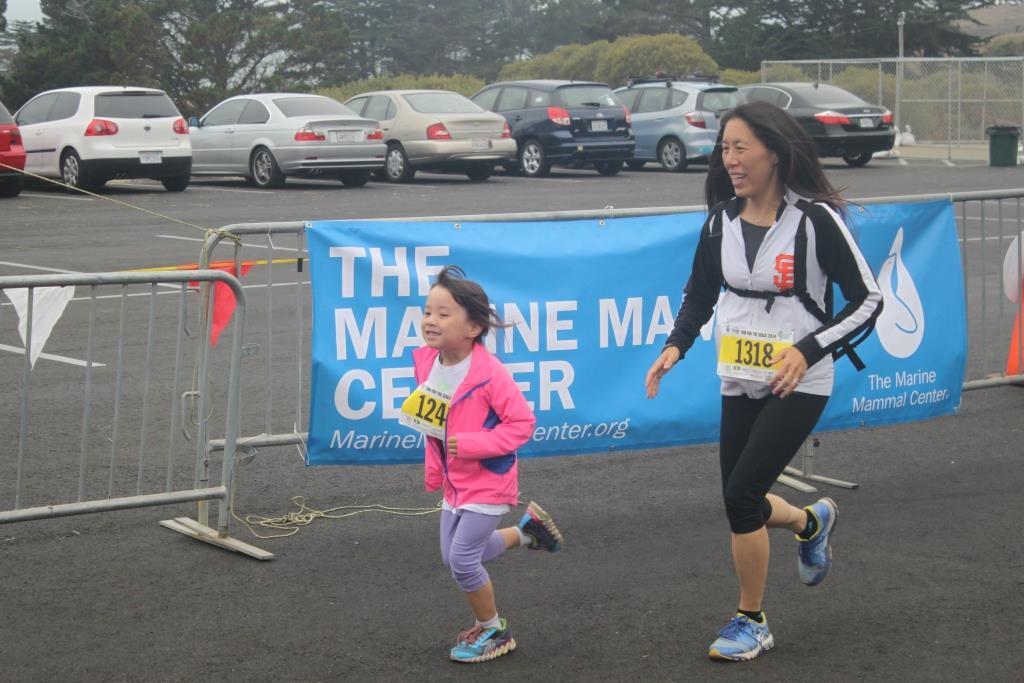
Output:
[0, 98, 26, 197]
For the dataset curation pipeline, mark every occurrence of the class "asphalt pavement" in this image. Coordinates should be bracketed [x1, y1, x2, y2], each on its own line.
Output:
[1, 158, 1023, 682]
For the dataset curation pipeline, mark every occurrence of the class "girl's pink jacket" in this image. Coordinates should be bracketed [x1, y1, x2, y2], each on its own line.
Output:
[412, 343, 536, 508]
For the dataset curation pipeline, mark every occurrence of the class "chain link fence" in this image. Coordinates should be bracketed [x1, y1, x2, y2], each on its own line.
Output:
[761, 58, 1024, 144]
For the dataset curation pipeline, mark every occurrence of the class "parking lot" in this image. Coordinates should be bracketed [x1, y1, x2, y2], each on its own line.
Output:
[1, 158, 1023, 682]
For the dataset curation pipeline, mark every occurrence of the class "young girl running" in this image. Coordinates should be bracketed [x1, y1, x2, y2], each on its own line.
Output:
[402, 265, 564, 664]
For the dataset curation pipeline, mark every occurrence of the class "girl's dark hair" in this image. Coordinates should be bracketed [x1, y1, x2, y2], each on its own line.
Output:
[705, 100, 846, 213]
[432, 265, 509, 343]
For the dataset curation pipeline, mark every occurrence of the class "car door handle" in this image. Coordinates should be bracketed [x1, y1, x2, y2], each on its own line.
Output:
[514, 115, 522, 121]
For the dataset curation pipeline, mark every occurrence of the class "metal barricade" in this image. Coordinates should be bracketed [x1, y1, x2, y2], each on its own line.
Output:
[0, 270, 270, 559]
[194, 190, 1024, 489]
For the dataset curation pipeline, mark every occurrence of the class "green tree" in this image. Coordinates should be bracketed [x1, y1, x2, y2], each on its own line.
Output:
[581, 0, 716, 41]
[0, 0, 352, 113]
[707, 0, 991, 71]
[0, 0, 164, 109]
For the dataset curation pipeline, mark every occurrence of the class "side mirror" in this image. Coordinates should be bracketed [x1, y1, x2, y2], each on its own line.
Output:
[188, 116, 201, 128]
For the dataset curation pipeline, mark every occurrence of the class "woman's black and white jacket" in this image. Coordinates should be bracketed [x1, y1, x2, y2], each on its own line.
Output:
[665, 188, 883, 398]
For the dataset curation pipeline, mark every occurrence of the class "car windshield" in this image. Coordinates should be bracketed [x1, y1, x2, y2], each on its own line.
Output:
[274, 97, 353, 117]
[0, 102, 12, 124]
[698, 89, 739, 115]
[556, 86, 622, 108]
[95, 92, 180, 118]
[795, 85, 868, 107]
[403, 93, 483, 114]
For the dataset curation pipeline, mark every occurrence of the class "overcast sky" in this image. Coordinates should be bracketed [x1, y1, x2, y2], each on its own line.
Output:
[4, 0, 43, 24]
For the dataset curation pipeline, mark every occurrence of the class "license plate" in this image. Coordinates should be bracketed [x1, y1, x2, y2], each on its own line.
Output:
[858, 117, 875, 128]
[332, 131, 361, 143]
[139, 151, 162, 164]
[591, 120, 609, 133]
[471, 139, 490, 151]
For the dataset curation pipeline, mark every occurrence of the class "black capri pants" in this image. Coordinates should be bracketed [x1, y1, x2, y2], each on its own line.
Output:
[720, 392, 829, 534]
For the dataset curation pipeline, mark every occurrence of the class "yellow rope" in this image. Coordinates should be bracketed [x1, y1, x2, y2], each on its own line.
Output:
[231, 493, 441, 540]
[1, 160, 215, 229]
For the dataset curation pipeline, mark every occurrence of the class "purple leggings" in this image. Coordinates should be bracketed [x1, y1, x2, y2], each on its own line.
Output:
[440, 508, 509, 592]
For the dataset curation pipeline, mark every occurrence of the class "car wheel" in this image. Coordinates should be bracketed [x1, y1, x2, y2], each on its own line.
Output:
[519, 140, 550, 177]
[0, 176, 24, 198]
[658, 137, 688, 172]
[61, 150, 103, 192]
[339, 169, 372, 187]
[249, 147, 286, 188]
[465, 163, 493, 182]
[161, 175, 190, 192]
[384, 144, 416, 182]
[626, 160, 646, 170]
[843, 152, 873, 167]
[594, 160, 623, 176]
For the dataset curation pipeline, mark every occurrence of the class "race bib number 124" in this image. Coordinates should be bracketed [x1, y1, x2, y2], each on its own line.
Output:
[399, 383, 451, 439]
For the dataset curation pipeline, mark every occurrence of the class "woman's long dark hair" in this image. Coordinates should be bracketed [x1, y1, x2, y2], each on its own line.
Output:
[704, 100, 845, 212]
[432, 265, 510, 343]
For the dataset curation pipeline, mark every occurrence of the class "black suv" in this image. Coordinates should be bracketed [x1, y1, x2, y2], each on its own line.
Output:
[471, 80, 634, 177]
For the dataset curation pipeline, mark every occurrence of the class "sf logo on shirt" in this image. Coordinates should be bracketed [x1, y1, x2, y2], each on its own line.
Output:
[773, 253, 795, 290]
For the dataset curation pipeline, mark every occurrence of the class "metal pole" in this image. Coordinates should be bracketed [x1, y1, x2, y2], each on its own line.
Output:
[896, 12, 905, 131]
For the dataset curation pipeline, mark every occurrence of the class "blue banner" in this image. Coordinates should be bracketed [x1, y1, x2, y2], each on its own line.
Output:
[306, 200, 964, 465]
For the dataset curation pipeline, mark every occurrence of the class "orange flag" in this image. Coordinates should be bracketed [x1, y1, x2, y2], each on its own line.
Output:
[190, 262, 252, 347]
[1007, 286, 1023, 376]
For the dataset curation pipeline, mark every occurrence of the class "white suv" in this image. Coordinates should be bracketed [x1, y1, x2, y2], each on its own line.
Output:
[15, 86, 192, 192]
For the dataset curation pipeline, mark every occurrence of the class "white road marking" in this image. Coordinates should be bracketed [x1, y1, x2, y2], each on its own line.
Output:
[0, 343, 105, 367]
[20, 192, 92, 201]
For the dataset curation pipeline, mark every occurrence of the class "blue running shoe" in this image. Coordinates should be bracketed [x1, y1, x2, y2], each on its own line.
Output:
[518, 501, 564, 552]
[797, 497, 838, 586]
[449, 619, 516, 663]
[708, 614, 774, 661]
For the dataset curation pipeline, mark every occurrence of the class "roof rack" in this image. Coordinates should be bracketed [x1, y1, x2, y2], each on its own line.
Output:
[626, 73, 720, 88]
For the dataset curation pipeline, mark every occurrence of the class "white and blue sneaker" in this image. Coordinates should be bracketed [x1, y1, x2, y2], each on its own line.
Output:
[708, 613, 774, 661]
[797, 497, 838, 586]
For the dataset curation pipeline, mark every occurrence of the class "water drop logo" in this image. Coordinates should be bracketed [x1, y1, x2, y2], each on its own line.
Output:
[875, 228, 925, 358]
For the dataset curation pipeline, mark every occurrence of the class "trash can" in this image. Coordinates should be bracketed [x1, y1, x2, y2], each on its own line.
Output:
[986, 125, 1021, 167]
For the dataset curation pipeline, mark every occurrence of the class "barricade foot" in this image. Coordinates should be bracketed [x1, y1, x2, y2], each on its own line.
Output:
[777, 471, 818, 493]
[160, 517, 274, 560]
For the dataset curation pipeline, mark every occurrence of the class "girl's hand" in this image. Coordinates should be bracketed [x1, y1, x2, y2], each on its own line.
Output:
[645, 346, 681, 398]
[770, 347, 808, 398]
[446, 435, 458, 458]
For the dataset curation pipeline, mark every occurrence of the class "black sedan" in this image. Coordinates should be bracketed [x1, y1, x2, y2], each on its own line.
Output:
[738, 82, 895, 167]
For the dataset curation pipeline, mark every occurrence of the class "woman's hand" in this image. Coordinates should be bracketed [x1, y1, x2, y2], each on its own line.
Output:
[645, 346, 681, 398]
[446, 435, 458, 458]
[770, 347, 808, 398]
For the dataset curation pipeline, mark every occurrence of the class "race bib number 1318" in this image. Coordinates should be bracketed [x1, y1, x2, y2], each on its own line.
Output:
[717, 324, 794, 383]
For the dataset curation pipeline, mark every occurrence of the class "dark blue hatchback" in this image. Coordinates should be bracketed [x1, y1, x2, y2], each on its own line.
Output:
[471, 80, 635, 177]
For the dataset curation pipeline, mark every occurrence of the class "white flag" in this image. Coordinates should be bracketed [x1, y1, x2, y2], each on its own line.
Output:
[3, 286, 76, 368]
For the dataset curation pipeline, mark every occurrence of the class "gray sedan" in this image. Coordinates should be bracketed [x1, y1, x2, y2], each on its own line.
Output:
[188, 93, 386, 188]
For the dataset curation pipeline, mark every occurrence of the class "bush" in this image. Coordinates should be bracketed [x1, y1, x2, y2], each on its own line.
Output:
[984, 33, 1024, 56]
[497, 34, 717, 87]
[593, 34, 718, 87]
[499, 42, 610, 81]
[319, 73, 487, 102]
[720, 68, 760, 86]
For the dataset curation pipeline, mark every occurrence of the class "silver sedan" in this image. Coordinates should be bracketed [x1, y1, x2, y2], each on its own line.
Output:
[188, 93, 386, 188]
[344, 90, 516, 182]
